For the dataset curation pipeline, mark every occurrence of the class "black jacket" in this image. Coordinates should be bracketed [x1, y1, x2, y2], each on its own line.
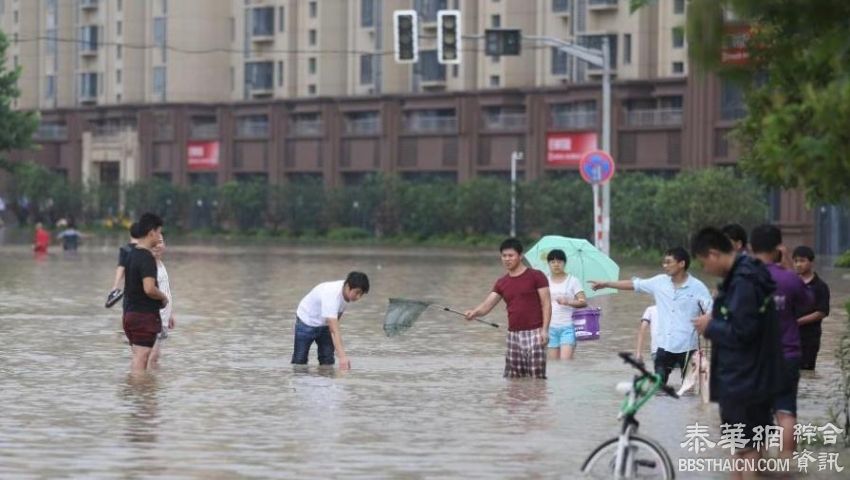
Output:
[706, 254, 784, 403]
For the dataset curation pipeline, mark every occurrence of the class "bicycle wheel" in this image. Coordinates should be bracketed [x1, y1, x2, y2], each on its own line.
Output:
[581, 434, 675, 479]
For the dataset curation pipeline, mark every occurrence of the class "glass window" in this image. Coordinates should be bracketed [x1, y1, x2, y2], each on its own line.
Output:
[278, 6, 285, 32]
[153, 17, 167, 61]
[491, 14, 501, 28]
[117, 21, 122, 36]
[360, 54, 373, 85]
[45, 75, 56, 99]
[251, 7, 274, 36]
[361, 0, 374, 27]
[674, 0, 685, 14]
[624, 33, 631, 64]
[309, 1, 317, 18]
[236, 115, 269, 138]
[153, 66, 166, 96]
[551, 47, 568, 75]
[308, 57, 317, 74]
[278, 61, 284, 87]
[489, 75, 500, 87]
[309, 29, 317, 46]
[672, 61, 684, 74]
[245, 61, 273, 90]
[672, 27, 684, 48]
[553, 0, 570, 12]
[419, 50, 446, 81]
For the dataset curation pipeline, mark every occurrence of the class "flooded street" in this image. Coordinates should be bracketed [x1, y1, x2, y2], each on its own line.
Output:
[1, 244, 847, 479]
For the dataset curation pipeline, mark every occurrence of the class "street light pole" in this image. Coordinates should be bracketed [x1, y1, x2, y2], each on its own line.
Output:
[510, 150, 523, 238]
[600, 36, 612, 256]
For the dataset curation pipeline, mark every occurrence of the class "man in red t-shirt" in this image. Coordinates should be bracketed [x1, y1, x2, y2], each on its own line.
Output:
[465, 238, 552, 378]
[33, 222, 50, 253]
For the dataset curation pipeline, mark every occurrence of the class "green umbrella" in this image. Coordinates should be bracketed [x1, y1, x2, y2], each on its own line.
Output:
[524, 235, 619, 298]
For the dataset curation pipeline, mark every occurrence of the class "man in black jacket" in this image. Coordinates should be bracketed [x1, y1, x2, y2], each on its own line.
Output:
[691, 227, 784, 479]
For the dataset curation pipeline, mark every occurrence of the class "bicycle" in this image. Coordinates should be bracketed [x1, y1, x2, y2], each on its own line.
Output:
[581, 352, 680, 479]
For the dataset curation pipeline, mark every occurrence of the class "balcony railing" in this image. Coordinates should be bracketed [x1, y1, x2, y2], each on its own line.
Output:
[292, 120, 323, 136]
[588, 0, 618, 8]
[34, 123, 68, 140]
[236, 119, 270, 138]
[345, 117, 381, 135]
[483, 113, 527, 131]
[402, 116, 457, 133]
[624, 108, 684, 127]
[190, 123, 219, 139]
[551, 111, 597, 129]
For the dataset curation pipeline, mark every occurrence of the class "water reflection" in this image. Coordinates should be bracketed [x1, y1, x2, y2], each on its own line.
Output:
[120, 373, 160, 445]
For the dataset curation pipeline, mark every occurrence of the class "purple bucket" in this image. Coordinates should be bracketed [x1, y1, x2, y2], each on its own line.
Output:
[572, 307, 601, 341]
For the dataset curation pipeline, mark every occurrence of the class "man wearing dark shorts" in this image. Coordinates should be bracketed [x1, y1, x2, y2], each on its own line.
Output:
[750, 225, 813, 458]
[692, 228, 784, 478]
[466, 238, 551, 379]
[123, 213, 169, 373]
[793, 245, 831, 371]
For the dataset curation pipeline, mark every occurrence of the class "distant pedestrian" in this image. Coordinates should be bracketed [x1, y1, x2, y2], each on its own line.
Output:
[33, 222, 50, 254]
[691, 227, 784, 478]
[56, 220, 82, 251]
[792, 245, 831, 371]
[466, 238, 551, 378]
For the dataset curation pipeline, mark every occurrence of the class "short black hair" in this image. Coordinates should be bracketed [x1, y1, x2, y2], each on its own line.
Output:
[664, 247, 691, 270]
[721, 224, 748, 248]
[500, 237, 524, 254]
[792, 245, 815, 261]
[129, 222, 140, 239]
[137, 213, 164, 238]
[691, 227, 734, 257]
[750, 224, 782, 254]
[547, 249, 567, 262]
[345, 271, 370, 293]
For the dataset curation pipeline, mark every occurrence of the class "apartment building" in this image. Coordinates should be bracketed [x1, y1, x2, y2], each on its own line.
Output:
[2, 0, 689, 109]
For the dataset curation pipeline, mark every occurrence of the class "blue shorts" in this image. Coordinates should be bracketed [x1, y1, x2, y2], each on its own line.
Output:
[548, 324, 577, 348]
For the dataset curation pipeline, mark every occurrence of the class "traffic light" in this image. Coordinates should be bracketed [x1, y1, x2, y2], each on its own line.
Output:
[437, 10, 461, 64]
[394, 10, 418, 63]
[485, 29, 521, 56]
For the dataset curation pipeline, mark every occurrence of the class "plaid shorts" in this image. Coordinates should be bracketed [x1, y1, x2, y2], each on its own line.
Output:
[504, 328, 547, 379]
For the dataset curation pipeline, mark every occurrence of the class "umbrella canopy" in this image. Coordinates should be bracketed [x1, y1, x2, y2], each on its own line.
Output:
[524, 235, 619, 298]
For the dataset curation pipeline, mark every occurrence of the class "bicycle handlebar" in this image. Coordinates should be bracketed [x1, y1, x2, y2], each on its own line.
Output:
[618, 352, 680, 398]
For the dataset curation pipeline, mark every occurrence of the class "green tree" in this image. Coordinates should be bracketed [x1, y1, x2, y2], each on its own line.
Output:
[633, 0, 850, 204]
[0, 30, 39, 166]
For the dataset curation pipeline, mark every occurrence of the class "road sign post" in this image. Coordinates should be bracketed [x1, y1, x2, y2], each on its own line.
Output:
[580, 150, 615, 256]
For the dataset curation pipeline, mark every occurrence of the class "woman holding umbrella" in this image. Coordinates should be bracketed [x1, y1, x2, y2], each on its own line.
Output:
[546, 249, 587, 360]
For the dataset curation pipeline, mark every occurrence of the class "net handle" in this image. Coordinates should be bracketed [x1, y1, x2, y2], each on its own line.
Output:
[438, 305, 499, 328]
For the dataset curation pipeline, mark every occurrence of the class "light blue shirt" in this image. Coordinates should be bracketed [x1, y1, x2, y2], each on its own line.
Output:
[632, 274, 713, 354]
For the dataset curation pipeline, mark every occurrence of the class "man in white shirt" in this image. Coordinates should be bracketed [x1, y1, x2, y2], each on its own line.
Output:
[292, 272, 370, 370]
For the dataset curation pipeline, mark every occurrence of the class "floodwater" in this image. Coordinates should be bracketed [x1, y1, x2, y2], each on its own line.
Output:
[0, 243, 847, 479]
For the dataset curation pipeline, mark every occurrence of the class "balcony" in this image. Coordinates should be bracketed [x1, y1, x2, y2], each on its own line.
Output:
[245, 61, 274, 97]
[250, 7, 275, 43]
[402, 115, 457, 134]
[292, 119, 323, 137]
[344, 115, 381, 135]
[624, 108, 684, 127]
[482, 112, 527, 131]
[552, 0, 572, 16]
[551, 111, 597, 130]
[79, 25, 99, 57]
[80, 0, 99, 11]
[78, 73, 98, 104]
[236, 116, 270, 138]
[190, 123, 219, 140]
[588, 0, 618, 10]
[34, 123, 68, 140]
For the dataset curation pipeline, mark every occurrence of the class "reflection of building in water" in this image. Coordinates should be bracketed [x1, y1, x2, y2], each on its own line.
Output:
[120, 373, 160, 445]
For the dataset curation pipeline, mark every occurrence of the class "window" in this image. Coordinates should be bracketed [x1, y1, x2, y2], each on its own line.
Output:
[79, 25, 99, 53]
[45, 75, 56, 99]
[153, 17, 167, 61]
[416, 0, 447, 22]
[553, 0, 570, 12]
[117, 21, 122, 36]
[308, 84, 317, 95]
[624, 33, 631, 64]
[672, 61, 684, 74]
[578, 34, 617, 69]
[402, 109, 456, 133]
[116, 69, 122, 84]
[720, 78, 746, 119]
[117, 0, 122, 12]
[672, 27, 684, 48]
[309, 1, 317, 18]
[235, 115, 269, 138]
[153, 66, 166, 97]
[489, 75, 500, 87]
[550, 101, 597, 129]
[278, 61, 284, 87]
[360, 54, 373, 85]
[674, 0, 685, 14]
[79, 72, 98, 99]
[245, 61, 273, 90]
[491, 14, 501, 27]
[551, 47, 568, 75]
[419, 50, 446, 81]
[116, 45, 122, 59]
[251, 7, 274, 36]
[452, 65, 459, 77]
[278, 6, 285, 32]
[344, 111, 379, 135]
[308, 57, 317, 74]
[309, 29, 317, 46]
[46, 29, 57, 55]
[361, 0, 374, 27]
[292, 112, 323, 136]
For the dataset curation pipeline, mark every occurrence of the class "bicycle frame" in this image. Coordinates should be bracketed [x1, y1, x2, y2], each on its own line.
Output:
[612, 372, 665, 478]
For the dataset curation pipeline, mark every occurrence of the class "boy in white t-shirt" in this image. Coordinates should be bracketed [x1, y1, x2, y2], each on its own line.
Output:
[635, 305, 659, 363]
[546, 249, 587, 360]
[292, 272, 370, 370]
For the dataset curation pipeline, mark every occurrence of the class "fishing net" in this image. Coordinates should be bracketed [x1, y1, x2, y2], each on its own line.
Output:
[383, 298, 432, 337]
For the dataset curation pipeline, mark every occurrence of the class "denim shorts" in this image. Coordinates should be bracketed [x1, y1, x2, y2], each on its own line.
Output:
[548, 324, 577, 348]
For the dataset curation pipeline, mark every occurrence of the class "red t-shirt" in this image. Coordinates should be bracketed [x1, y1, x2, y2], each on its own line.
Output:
[493, 268, 548, 332]
[34, 228, 50, 253]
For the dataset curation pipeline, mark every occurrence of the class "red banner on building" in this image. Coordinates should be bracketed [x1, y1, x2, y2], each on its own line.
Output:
[187, 141, 220, 171]
[721, 24, 752, 66]
[546, 132, 598, 165]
